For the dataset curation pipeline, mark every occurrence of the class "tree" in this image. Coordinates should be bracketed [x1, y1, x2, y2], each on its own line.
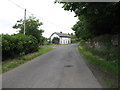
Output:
[52, 37, 60, 44]
[60, 2, 120, 40]
[69, 33, 79, 43]
[13, 16, 44, 45]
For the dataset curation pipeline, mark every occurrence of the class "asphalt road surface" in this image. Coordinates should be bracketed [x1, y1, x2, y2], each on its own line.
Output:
[2, 44, 102, 88]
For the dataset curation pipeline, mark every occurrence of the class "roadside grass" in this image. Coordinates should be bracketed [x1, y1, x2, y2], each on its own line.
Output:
[78, 45, 118, 76]
[1, 46, 53, 73]
[78, 45, 118, 87]
[102, 76, 118, 88]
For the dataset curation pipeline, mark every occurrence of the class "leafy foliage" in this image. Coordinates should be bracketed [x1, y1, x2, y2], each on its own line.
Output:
[69, 33, 78, 43]
[13, 16, 44, 45]
[61, 2, 120, 40]
[2, 34, 39, 60]
[60, 2, 120, 66]
[52, 37, 60, 44]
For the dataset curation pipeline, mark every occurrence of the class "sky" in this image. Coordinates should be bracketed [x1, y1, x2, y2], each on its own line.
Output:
[0, 0, 78, 38]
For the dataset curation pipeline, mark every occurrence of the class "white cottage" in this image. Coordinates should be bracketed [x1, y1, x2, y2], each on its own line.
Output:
[49, 32, 71, 44]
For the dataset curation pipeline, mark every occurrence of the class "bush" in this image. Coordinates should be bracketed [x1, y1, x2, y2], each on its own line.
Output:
[2, 34, 39, 60]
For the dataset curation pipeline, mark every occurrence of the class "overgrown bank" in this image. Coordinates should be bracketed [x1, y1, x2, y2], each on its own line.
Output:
[78, 40, 119, 87]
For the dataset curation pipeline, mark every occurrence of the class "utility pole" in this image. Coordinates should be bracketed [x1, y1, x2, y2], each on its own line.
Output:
[24, 9, 26, 35]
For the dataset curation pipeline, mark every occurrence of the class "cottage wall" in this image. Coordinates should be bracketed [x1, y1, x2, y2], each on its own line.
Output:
[60, 37, 71, 44]
[50, 33, 71, 44]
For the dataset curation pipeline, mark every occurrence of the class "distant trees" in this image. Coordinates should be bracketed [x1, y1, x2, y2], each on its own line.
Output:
[13, 16, 44, 45]
[69, 33, 78, 43]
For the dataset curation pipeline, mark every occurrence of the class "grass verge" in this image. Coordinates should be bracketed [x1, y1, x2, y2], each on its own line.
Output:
[102, 76, 118, 88]
[1, 46, 53, 73]
[78, 45, 118, 76]
[78, 45, 118, 87]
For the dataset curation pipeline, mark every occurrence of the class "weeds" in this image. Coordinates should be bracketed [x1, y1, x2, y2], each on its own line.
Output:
[78, 44, 119, 87]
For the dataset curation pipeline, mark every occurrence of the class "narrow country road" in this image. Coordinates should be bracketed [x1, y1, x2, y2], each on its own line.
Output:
[2, 44, 102, 88]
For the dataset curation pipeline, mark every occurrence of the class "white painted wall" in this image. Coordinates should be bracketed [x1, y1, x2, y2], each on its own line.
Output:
[50, 33, 71, 44]
[60, 37, 70, 44]
[68, 38, 71, 44]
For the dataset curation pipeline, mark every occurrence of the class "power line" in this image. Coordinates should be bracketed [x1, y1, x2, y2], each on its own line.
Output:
[8, 0, 66, 31]
[26, 10, 66, 30]
[8, 0, 25, 10]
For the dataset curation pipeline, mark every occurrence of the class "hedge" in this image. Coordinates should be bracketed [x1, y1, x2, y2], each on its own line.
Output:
[2, 34, 39, 60]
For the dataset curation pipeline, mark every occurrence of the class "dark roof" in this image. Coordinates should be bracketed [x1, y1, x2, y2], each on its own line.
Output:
[54, 32, 69, 37]
[49, 32, 70, 40]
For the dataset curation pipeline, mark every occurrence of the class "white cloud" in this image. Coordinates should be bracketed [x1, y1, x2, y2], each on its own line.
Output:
[0, 0, 77, 38]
